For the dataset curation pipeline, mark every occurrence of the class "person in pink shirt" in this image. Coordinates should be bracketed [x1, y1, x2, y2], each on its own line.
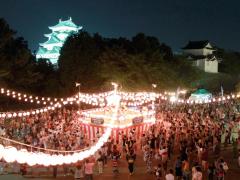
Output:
[84, 158, 95, 180]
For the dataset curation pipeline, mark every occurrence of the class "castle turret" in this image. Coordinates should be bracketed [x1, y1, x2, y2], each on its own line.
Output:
[36, 17, 82, 65]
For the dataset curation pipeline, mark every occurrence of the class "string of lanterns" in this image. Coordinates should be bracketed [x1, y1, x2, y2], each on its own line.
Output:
[0, 102, 62, 119]
[0, 87, 113, 107]
[1, 86, 240, 119]
[0, 82, 239, 166]
[0, 85, 121, 166]
[0, 127, 112, 166]
[0, 92, 159, 119]
[0, 87, 61, 105]
[0, 86, 168, 108]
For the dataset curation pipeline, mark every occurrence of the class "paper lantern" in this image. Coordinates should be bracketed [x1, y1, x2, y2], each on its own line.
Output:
[0, 144, 4, 159]
[3, 146, 17, 163]
[26, 152, 37, 166]
[71, 153, 79, 164]
[63, 154, 73, 164]
[41, 154, 51, 166]
[78, 151, 88, 161]
[15, 149, 28, 164]
[55, 154, 64, 165]
[35, 152, 44, 165]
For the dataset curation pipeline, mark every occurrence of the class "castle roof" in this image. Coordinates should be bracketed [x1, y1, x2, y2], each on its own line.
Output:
[182, 40, 214, 50]
[37, 47, 47, 55]
[40, 35, 62, 46]
[36, 17, 82, 65]
[48, 46, 61, 54]
[49, 17, 82, 30]
[44, 32, 70, 38]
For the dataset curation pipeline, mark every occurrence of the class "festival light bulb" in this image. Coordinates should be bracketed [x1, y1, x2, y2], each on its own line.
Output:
[55, 154, 64, 165]
[78, 151, 87, 161]
[27, 152, 38, 166]
[3, 146, 17, 163]
[35, 152, 44, 165]
[170, 96, 177, 102]
[63, 154, 73, 164]
[49, 154, 58, 166]
[41, 154, 51, 166]
[15, 149, 28, 164]
[0, 144, 4, 160]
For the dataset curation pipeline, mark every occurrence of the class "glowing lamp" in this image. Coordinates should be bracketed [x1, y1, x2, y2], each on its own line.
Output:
[170, 96, 177, 102]
[41, 154, 51, 166]
[49, 154, 58, 166]
[25, 153, 35, 166]
[63, 154, 73, 164]
[3, 146, 17, 163]
[70, 153, 79, 164]
[78, 151, 88, 161]
[15, 149, 28, 164]
[0, 144, 4, 159]
[55, 154, 64, 165]
[34, 152, 44, 165]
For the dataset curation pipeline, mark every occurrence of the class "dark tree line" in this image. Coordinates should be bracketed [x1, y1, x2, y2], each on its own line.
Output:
[58, 32, 199, 95]
[0, 18, 239, 100]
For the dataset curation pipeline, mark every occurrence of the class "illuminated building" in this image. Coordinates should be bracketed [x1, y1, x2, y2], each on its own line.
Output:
[36, 17, 82, 65]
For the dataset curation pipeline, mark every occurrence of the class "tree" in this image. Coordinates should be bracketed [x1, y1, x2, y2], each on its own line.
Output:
[99, 48, 151, 90]
[58, 31, 200, 93]
[0, 19, 41, 91]
[58, 31, 104, 94]
[217, 49, 240, 77]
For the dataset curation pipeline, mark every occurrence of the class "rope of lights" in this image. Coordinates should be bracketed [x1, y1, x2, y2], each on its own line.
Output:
[0, 128, 112, 166]
[0, 86, 168, 107]
[0, 87, 113, 106]
[0, 102, 62, 119]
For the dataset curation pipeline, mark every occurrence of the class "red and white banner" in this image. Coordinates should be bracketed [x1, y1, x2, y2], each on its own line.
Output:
[79, 123, 151, 143]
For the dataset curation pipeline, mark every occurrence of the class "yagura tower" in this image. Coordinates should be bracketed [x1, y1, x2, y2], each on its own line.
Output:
[36, 17, 82, 64]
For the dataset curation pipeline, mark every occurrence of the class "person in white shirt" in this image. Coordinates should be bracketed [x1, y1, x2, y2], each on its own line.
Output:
[74, 163, 84, 179]
[165, 169, 174, 180]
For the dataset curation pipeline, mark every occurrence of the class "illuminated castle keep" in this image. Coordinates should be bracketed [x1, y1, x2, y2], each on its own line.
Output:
[36, 17, 82, 64]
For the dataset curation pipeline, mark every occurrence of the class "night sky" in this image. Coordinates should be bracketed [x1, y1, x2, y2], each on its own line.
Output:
[1, 0, 240, 52]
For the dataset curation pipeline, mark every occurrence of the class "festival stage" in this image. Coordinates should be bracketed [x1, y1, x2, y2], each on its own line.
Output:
[78, 107, 155, 141]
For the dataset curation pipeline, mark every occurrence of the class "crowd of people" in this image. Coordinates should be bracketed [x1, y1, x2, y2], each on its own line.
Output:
[0, 98, 240, 179]
[0, 108, 90, 151]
